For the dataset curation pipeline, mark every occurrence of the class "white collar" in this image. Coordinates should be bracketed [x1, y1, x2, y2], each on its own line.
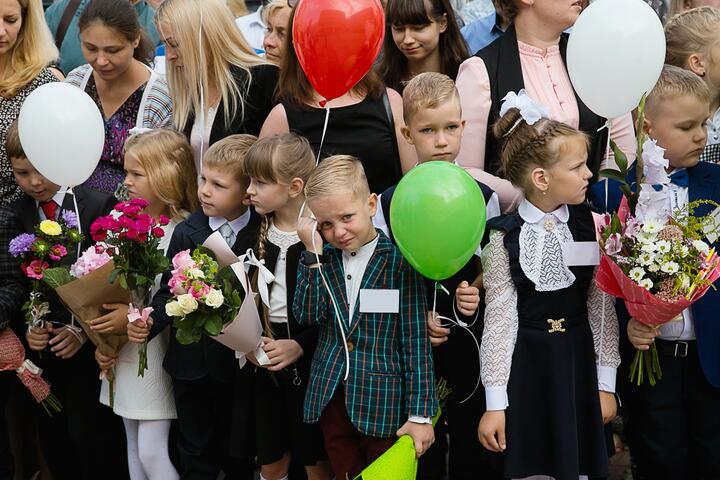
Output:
[36, 186, 69, 209]
[208, 208, 251, 234]
[237, 7, 265, 27]
[518, 198, 569, 225]
[342, 233, 379, 260]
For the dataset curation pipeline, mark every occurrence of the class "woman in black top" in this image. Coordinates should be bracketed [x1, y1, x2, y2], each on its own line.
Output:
[260, 6, 416, 194]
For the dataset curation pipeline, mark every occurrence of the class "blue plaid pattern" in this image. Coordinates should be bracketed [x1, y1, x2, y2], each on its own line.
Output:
[293, 232, 438, 438]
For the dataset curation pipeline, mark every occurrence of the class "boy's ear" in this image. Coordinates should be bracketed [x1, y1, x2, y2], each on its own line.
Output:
[643, 116, 653, 136]
[288, 177, 304, 198]
[401, 125, 414, 145]
[687, 53, 706, 78]
[367, 192, 378, 217]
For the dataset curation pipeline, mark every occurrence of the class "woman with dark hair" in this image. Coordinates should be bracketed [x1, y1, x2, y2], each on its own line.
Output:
[65, 0, 173, 195]
[454, 0, 637, 212]
[378, 0, 469, 93]
[261, 6, 416, 194]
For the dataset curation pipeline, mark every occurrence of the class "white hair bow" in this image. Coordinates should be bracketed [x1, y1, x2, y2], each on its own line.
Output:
[242, 248, 275, 308]
[499, 90, 550, 137]
[128, 127, 154, 136]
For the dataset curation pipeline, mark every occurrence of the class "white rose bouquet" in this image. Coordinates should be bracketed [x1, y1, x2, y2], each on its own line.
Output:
[165, 247, 244, 344]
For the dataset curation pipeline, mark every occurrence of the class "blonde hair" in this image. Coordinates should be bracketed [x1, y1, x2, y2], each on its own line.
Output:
[402, 72, 461, 124]
[0, 0, 58, 97]
[493, 110, 588, 190]
[226, 0, 248, 17]
[202, 133, 257, 182]
[155, 0, 266, 131]
[262, 0, 291, 24]
[124, 129, 199, 221]
[646, 64, 711, 116]
[305, 155, 371, 201]
[665, 7, 720, 69]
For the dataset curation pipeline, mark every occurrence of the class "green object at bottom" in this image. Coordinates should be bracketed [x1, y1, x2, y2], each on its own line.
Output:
[354, 435, 418, 480]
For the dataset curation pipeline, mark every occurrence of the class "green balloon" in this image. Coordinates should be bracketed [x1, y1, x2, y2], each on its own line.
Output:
[390, 162, 487, 281]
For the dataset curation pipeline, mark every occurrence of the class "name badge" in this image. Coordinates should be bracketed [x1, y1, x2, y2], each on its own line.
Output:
[562, 241, 600, 267]
[359, 289, 399, 314]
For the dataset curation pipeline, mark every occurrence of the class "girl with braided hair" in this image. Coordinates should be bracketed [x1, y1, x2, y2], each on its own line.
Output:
[243, 133, 331, 480]
[476, 91, 621, 480]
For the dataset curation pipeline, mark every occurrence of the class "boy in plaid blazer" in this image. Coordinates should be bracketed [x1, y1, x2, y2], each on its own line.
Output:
[295, 156, 438, 479]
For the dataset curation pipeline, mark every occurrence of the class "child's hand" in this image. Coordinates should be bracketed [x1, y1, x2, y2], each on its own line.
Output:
[90, 303, 129, 335]
[26, 325, 50, 351]
[263, 337, 304, 371]
[48, 325, 84, 359]
[127, 319, 150, 344]
[397, 421, 435, 458]
[477, 410, 506, 452]
[297, 216, 323, 253]
[455, 281, 480, 316]
[627, 318, 658, 350]
[599, 391, 617, 424]
[94, 347, 117, 370]
[427, 311, 449, 347]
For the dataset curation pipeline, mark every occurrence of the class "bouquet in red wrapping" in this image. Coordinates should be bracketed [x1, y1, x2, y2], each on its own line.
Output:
[597, 98, 720, 385]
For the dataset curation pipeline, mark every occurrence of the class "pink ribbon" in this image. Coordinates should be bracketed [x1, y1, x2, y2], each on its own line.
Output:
[127, 305, 154, 325]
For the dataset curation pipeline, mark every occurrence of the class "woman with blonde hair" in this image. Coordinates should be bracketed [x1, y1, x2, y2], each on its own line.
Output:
[156, 0, 278, 171]
[0, 0, 61, 204]
[261, 0, 291, 65]
[669, 0, 720, 17]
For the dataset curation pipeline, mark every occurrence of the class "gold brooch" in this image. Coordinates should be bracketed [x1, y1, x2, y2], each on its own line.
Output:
[547, 318, 566, 333]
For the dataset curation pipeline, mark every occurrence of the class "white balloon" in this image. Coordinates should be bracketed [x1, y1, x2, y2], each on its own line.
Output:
[18, 82, 104, 187]
[567, 0, 665, 119]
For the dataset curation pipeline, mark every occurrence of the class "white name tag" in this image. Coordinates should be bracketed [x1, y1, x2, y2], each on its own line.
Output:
[562, 241, 600, 267]
[359, 289, 399, 314]
[704, 206, 720, 244]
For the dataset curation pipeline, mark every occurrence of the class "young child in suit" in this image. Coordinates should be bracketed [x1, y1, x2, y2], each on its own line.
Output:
[295, 155, 438, 480]
[593, 65, 720, 479]
[0, 120, 126, 480]
[128, 134, 260, 480]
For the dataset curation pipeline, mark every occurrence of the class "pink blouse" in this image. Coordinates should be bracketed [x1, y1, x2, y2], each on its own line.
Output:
[456, 40, 637, 212]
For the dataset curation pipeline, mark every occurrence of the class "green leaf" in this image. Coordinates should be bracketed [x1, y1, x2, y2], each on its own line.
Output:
[42, 267, 73, 289]
[610, 139, 628, 173]
[119, 274, 128, 290]
[599, 169, 627, 184]
[108, 268, 120, 285]
[175, 327, 195, 345]
[204, 314, 223, 336]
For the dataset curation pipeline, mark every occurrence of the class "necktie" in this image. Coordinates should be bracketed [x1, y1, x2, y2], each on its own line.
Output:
[219, 222, 235, 247]
[40, 200, 58, 221]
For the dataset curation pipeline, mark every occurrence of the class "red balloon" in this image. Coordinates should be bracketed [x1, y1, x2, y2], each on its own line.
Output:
[292, 0, 384, 104]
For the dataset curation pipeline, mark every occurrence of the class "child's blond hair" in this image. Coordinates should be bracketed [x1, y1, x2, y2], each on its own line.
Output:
[5, 119, 24, 160]
[665, 7, 720, 70]
[305, 156, 371, 201]
[124, 129, 199, 221]
[646, 64, 711, 117]
[402, 72, 460, 124]
[202, 134, 257, 183]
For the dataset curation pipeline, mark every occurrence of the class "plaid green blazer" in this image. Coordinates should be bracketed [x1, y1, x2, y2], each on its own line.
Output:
[293, 232, 438, 438]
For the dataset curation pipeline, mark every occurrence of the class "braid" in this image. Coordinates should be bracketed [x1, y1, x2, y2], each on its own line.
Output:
[254, 214, 274, 339]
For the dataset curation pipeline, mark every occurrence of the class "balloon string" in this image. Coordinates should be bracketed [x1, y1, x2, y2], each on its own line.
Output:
[315, 104, 331, 166]
[198, 6, 206, 170]
[596, 118, 613, 211]
[70, 186, 82, 331]
[432, 281, 482, 403]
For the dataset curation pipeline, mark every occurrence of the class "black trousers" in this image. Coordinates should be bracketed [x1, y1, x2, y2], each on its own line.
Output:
[623, 340, 720, 480]
[0, 373, 13, 480]
[172, 375, 254, 480]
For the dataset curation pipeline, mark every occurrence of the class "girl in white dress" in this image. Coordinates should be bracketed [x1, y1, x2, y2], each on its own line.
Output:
[92, 129, 199, 480]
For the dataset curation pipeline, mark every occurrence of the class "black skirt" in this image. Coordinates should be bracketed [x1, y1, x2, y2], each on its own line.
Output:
[504, 321, 608, 480]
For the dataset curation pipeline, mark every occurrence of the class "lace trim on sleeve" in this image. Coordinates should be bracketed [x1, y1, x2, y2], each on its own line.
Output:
[587, 267, 621, 369]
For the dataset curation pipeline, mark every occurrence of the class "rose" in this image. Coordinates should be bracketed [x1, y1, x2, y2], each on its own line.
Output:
[176, 294, 198, 314]
[172, 250, 196, 271]
[39, 220, 62, 236]
[168, 275, 188, 295]
[165, 301, 185, 317]
[190, 281, 210, 300]
[205, 289, 224, 308]
[151, 227, 165, 238]
[158, 215, 170, 226]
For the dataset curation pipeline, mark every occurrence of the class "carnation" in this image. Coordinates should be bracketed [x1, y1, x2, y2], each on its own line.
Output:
[70, 246, 112, 277]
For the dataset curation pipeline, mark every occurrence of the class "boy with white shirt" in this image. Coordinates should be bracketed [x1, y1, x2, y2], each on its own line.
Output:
[594, 65, 720, 479]
[295, 156, 437, 480]
[131, 134, 260, 480]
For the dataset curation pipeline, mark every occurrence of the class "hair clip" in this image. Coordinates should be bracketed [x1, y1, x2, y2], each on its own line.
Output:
[499, 90, 550, 138]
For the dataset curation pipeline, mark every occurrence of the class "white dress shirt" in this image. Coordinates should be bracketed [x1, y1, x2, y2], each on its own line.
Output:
[342, 234, 379, 324]
[36, 187, 69, 220]
[235, 7, 266, 53]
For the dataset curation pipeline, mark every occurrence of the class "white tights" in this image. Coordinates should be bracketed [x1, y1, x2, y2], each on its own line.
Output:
[122, 418, 179, 480]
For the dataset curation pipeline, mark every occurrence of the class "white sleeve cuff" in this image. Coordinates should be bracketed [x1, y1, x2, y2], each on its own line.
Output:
[484, 386, 508, 411]
[408, 415, 432, 424]
[597, 365, 617, 393]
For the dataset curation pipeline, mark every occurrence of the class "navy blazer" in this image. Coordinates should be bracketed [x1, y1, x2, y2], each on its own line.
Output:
[150, 208, 261, 382]
[590, 162, 720, 388]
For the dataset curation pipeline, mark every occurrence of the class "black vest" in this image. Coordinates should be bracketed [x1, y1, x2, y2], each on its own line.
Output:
[475, 24, 608, 183]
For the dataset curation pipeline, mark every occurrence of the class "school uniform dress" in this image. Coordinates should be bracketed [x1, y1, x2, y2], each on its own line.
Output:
[149, 208, 261, 480]
[11, 187, 127, 480]
[455, 24, 636, 211]
[293, 232, 437, 479]
[375, 179, 503, 479]
[250, 222, 326, 466]
[592, 162, 720, 479]
[482, 200, 620, 480]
